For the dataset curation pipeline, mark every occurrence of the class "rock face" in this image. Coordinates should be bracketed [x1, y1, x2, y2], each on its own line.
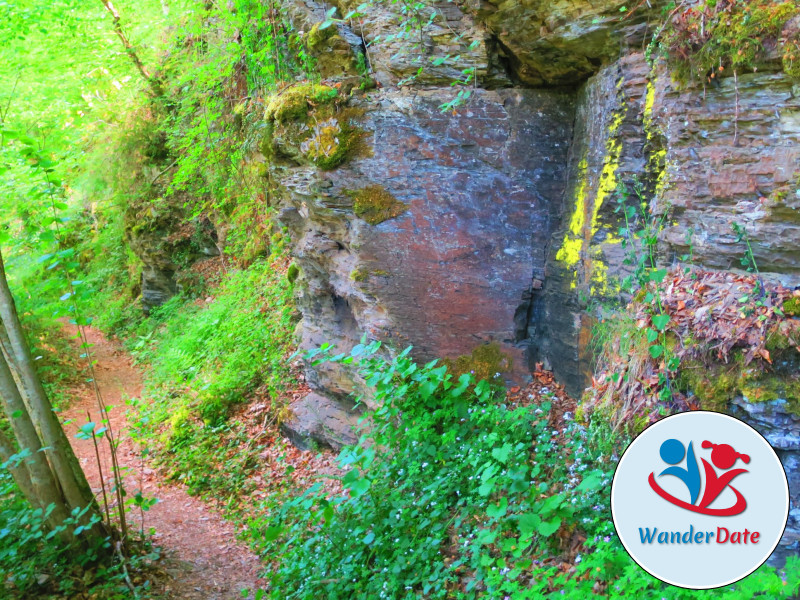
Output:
[268, 0, 800, 426]
[479, 0, 663, 85]
[262, 0, 800, 562]
[732, 398, 800, 565]
[124, 204, 220, 313]
[539, 56, 800, 394]
[274, 88, 574, 432]
[122, 0, 800, 563]
[652, 71, 800, 285]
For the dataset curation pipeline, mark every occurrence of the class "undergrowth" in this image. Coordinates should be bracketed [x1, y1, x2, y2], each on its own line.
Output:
[654, 0, 800, 84]
[124, 255, 297, 502]
[0, 470, 159, 599]
[248, 343, 800, 599]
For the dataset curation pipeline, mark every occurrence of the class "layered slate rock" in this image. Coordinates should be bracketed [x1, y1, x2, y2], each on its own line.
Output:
[732, 398, 800, 565]
[535, 54, 653, 395]
[124, 207, 220, 313]
[650, 70, 800, 286]
[275, 88, 574, 441]
[478, 0, 665, 85]
[542, 54, 800, 395]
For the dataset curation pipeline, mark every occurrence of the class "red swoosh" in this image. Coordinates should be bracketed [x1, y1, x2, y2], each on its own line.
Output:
[648, 472, 747, 516]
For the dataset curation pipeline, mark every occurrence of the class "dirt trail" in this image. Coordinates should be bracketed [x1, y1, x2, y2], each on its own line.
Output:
[60, 326, 264, 600]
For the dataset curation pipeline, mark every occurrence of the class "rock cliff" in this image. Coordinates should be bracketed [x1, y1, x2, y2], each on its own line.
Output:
[122, 0, 800, 560]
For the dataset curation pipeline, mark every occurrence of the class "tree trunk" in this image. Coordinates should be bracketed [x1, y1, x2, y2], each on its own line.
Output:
[0, 350, 72, 539]
[0, 253, 98, 519]
[0, 428, 38, 506]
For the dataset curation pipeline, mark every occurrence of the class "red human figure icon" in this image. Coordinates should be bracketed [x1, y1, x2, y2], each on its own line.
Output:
[698, 441, 750, 511]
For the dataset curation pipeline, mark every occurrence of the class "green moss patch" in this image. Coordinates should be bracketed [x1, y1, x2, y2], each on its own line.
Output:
[300, 114, 366, 170]
[444, 342, 513, 384]
[307, 22, 335, 49]
[659, 1, 799, 84]
[350, 268, 368, 282]
[265, 83, 338, 123]
[784, 296, 800, 316]
[347, 185, 408, 225]
[287, 263, 300, 284]
[585, 268, 800, 430]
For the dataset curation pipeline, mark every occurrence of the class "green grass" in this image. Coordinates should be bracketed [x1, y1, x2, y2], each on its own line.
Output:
[121, 255, 297, 502]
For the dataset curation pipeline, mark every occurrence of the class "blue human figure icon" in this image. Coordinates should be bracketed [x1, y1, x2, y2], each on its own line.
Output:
[658, 438, 701, 505]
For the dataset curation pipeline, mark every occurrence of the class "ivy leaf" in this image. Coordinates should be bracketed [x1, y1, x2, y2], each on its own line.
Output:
[263, 525, 282, 541]
[649, 344, 665, 359]
[486, 497, 508, 519]
[491, 443, 512, 464]
[476, 528, 497, 545]
[363, 531, 375, 545]
[576, 471, 604, 492]
[478, 479, 495, 497]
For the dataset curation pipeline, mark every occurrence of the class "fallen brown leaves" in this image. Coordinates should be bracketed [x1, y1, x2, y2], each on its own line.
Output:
[585, 267, 800, 428]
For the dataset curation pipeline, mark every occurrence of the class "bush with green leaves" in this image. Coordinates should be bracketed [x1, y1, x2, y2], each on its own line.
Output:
[251, 342, 800, 599]
[252, 342, 609, 598]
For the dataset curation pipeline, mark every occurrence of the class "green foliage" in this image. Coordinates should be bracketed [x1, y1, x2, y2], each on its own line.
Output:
[252, 344, 798, 598]
[655, 0, 800, 84]
[612, 178, 677, 403]
[162, 0, 316, 214]
[0, 470, 155, 599]
[253, 343, 609, 598]
[125, 256, 296, 499]
[131, 257, 294, 425]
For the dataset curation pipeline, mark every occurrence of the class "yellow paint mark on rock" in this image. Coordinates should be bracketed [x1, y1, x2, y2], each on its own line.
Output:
[555, 89, 625, 294]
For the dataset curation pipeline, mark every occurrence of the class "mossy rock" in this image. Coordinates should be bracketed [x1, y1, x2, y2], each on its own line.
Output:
[265, 83, 338, 123]
[300, 114, 366, 171]
[784, 35, 800, 78]
[783, 296, 800, 316]
[784, 54, 800, 78]
[307, 22, 336, 49]
[679, 350, 800, 413]
[350, 268, 368, 282]
[444, 343, 513, 384]
[287, 263, 300, 284]
[347, 185, 408, 225]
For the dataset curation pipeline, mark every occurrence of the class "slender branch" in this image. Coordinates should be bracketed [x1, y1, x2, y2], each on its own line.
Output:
[98, 0, 164, 98]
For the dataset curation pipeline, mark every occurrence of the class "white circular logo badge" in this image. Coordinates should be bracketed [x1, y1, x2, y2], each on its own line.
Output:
[611, 411, 789, 589]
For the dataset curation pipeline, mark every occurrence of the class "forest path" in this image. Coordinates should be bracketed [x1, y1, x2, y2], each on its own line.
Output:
[60, 326, 264, 600]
